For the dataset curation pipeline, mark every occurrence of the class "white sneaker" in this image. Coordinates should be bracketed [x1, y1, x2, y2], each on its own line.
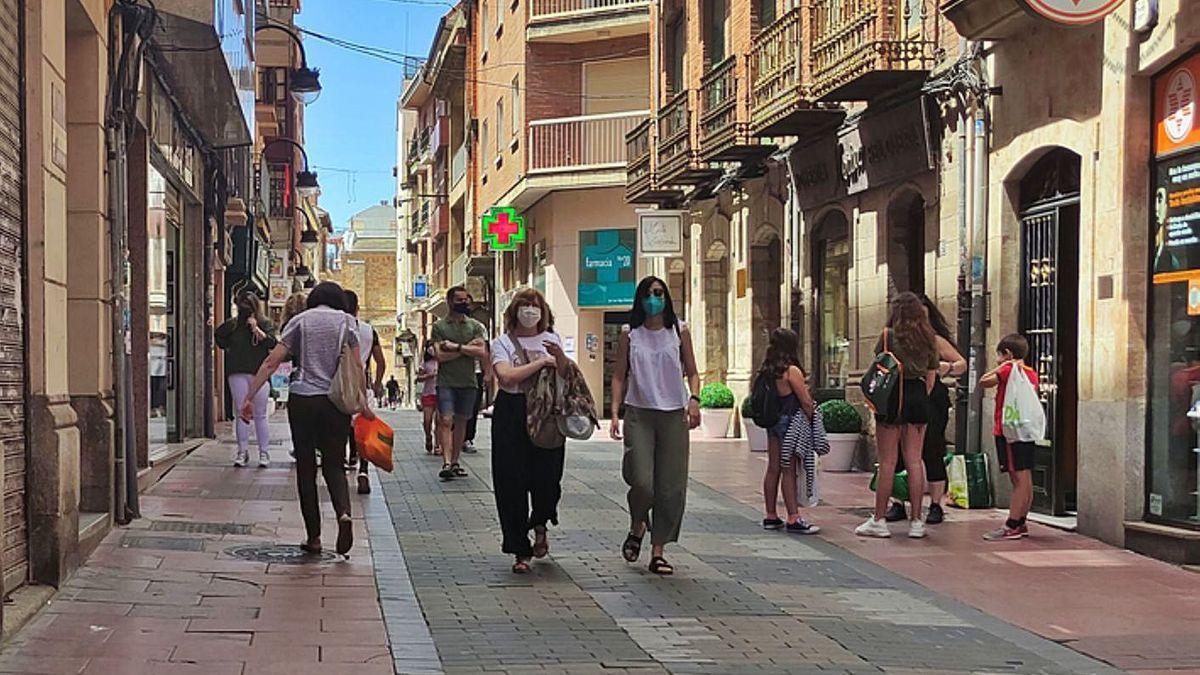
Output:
[258, 451, 271, 468]
[233, 449, 248, 467]
[855, 516, 891, 538]
[908, 519, 927, 539]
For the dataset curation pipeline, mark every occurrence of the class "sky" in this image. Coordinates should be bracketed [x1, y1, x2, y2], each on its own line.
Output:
[295, 0, 445, 231]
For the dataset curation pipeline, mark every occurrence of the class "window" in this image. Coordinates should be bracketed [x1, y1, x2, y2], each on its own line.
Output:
[511, 77, 520, 140]
[757, 0, 776, 31]
[667, 18, 686, 94]
[496, 0, 503, 33]
[481, 120, 490, 170]
[482, 0, 490, 51]
[496, 100, 505, 155]
[703, 0, 728, 67]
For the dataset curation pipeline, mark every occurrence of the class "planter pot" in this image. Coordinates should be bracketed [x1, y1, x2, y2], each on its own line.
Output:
[700, 409, 734, 439]
[822, 433, 860, 472]
[743, 419, 769, 452]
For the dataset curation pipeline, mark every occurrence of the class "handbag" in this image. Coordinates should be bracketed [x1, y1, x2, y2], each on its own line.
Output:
[328, 321, 368, 415]
[353, 414, 394, 473]
[860, 329, 903, 422]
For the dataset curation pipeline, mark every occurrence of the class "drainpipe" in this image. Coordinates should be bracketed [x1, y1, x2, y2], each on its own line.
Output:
[954, 86, 970, 455]
[966, 101, 990, 456]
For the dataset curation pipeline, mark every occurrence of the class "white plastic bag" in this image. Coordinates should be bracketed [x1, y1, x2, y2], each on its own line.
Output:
[1001, 363, 1046, 443]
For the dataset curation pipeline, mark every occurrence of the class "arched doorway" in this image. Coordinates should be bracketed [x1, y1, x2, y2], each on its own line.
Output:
[750, 227, 782, 365]
[886, 190, 926, 298]
[814, 210, 850, 396]
[1018, 148, 1081, 516]
[667, 258, 688, 321]
[704, 240, 729, 383]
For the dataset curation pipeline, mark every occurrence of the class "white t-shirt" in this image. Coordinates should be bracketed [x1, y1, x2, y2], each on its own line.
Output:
[491, 331, 565, 394]
[354, 320, 376, 368]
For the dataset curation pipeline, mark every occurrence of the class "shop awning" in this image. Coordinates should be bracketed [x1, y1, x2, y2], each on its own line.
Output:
[148, 11, 253, 148]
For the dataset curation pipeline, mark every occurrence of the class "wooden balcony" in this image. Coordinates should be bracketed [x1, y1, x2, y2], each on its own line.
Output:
[809, 0, 937, 102]
[699, 56, 774, 163]
[749, 6, 845, 137]
[625, 117, 681, 205]
[656, 90, 720, 186]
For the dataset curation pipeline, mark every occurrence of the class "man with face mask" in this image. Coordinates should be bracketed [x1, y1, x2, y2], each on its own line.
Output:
[431, 286, 489, 480]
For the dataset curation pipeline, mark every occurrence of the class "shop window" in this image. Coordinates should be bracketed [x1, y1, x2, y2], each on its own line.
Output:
[814, 211, 849, 393]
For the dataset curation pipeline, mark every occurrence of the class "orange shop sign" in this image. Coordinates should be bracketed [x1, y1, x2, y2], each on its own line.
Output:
[1156, 53, 1200, 158]
[1022, 0, 1125, 25]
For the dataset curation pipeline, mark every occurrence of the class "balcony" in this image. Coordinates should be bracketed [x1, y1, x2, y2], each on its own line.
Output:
[698, 56, 774, 164]
[939, 0, 1028, 40]
[749, 6, 845, 137]
[625, 117, 682, 205]
[451, 143, 467, 187]
[809, 0, 937, 102]
[529, 110, 648, 174]
[656, 90, 720, 186]
[528, 0, 650, 43]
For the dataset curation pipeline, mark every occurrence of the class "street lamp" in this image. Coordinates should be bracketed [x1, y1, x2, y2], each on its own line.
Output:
[300, 227, 320, 253]
[255, 24, 322, 104]
[261, 138, 319, 198]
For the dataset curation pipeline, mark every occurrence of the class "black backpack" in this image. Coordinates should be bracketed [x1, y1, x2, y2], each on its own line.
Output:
[749, 371, 781, 428]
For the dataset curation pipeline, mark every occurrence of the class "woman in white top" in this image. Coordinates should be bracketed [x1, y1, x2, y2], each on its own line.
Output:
[490, 288, 571, 574]
[416, 344, 440, 455]
[610, 277, 701, 575]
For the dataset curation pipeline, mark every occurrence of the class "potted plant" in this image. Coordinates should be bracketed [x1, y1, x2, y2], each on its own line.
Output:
[698, 383, 735, 438]
[741, 398, 768, 452]
[818, 399, 861, 472]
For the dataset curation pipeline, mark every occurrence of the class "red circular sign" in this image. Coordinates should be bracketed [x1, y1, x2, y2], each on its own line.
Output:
[1024, 0, 1126, 25]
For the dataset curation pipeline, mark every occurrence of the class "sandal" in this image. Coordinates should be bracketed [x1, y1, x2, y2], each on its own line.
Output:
[648, 556, 674, 575]
[438, 463, 454, 480]
[622, 531, 644, 563]
[532, 527, 549, 559]
[451, 463, 468, 478]
[512, 557, 531, 574]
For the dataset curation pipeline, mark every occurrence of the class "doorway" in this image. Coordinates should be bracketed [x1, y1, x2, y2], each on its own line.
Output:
[148, 165, 181, 448]
[703, 240, 729, 383]
[750, 229, 782, 365]
[603, 311, 630, 416]
[814, 211, 850, 397]
[1017, 148, 1081, 516]
[886, 190, 926, 298]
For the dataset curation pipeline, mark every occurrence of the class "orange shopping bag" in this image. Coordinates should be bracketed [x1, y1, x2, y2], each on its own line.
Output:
[353, 414, 394, 473]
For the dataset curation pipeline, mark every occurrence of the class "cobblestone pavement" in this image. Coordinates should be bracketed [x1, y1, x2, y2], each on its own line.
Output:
[373, 411, 1118, 675]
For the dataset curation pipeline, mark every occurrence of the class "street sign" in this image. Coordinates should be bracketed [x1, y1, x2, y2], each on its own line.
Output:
[413, 274, 428, 299]
[1022, 0, 1125, 25]
[481, 207, 526, 252]
[637, 209, 684, 257]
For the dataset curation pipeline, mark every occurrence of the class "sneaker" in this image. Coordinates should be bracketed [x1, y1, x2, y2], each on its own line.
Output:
[908, 519, 927, 539]
[983, 525, 1027, 541]
[462, 441, 477, 454]
[762, 517, 784, 531]
[233, 449, 248, 467]
[258, 452, 271, 468]
[786, 519, 820, 535]
[884, 501, 907, 522]
[357, 473, 370, 495]
[926, 503, 945, 524]
[855, 517, 891, 538]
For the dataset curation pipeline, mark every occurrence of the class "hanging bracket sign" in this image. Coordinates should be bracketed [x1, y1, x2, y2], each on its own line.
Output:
[1022, 0, 1126, 26]
[481, 207, 526, 252]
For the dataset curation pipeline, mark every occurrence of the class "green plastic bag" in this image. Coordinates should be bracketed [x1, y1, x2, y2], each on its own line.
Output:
[947, 453, 994, 509]
[869, 464, 909, 501]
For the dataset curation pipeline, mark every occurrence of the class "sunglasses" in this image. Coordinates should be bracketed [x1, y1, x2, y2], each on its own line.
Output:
[648, 288, 666, 297]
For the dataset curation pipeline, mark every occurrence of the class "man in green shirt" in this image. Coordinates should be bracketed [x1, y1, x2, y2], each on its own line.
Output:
[432, 286, 488, 480]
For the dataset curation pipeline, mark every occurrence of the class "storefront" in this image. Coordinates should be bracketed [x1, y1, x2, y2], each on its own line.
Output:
[1147, 50, 1200, 529]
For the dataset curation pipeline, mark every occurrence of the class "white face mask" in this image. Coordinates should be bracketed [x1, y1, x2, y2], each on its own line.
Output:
[517, 306, 542, 329]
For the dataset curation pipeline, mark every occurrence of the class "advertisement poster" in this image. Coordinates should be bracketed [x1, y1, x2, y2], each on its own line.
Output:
[578, 229, 636, 307]
[1154, 151, 1200, 284]
[269, 278, 290, 307]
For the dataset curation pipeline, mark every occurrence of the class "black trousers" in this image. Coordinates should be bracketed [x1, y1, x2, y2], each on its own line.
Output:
[288, 395, 352, 541]
[465, 371, 485, 442]
[894, 380, 950, 483]
[491, 391, 565, 557]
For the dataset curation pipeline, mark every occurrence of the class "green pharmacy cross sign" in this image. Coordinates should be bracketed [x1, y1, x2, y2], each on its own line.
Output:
[481, 207, 526, 252]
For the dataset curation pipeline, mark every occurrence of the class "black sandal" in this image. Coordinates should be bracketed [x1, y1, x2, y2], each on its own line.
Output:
[649, 556, 674, 575]
[438, 463, 454, 480]
[452, 463, 468, 478]
[622, 531, 643, 563]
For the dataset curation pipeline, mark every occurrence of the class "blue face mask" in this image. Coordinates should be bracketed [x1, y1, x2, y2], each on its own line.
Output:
[642, 295, 665, 317]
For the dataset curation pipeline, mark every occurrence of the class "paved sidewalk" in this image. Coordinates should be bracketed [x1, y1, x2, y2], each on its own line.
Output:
[374, 411, 1115, 675]
[0, 415, 402, 675]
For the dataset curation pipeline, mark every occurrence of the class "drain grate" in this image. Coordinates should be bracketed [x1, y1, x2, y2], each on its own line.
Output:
[150, 520, 254, 535]
[121, 535, 207, 552]
[224, 543, 338, 564]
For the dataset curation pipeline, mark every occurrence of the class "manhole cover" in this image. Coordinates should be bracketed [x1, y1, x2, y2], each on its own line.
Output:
[121, 535, 207, 552]
[150, 520, 254, 535]
[224, 544, 338, 564]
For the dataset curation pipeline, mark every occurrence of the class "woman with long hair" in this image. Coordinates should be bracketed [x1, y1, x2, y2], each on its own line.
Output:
[281, 291, 308, 330]
[884, 295, 966, 525]
[610, 277, 701, 575]
[856, 291, 940, 540]
[216, 291, 277, 467]
[416, 342, 440, 454]
[241, 281, 372, 557]
[490, 288, 570, 573]
[757, 328, 819, 534]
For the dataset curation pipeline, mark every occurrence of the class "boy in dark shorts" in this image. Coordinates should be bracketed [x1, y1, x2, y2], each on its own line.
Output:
[978, 333, 1039, 541]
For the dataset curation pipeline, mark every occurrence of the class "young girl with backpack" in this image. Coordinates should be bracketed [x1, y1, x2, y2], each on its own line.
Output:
[754, 328, 819, 534]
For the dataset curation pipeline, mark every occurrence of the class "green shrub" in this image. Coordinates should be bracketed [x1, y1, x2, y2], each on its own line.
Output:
[699, 382, 735, 409]
[741, 397, 754, 418]
[818, 399, 862, 434]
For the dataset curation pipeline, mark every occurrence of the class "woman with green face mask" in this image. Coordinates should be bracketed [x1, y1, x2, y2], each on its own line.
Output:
[609, 277, 702, 575]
